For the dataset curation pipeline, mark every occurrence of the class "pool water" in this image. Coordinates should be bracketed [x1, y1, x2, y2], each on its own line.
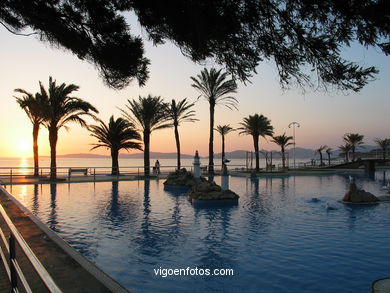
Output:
[8, 171, 390, 293]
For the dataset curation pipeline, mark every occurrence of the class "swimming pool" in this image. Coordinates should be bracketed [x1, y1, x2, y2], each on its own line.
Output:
[8, 171, 390, 293]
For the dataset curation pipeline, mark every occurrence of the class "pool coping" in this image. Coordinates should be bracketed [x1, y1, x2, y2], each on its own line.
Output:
[0, 186, 131, 292]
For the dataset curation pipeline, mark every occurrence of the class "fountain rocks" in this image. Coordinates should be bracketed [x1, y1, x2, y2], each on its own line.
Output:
[164, 168, 239, 202]
[163, 168, 198, 187]
[187, 179, 239, 201]
[343, 182, 379, 203]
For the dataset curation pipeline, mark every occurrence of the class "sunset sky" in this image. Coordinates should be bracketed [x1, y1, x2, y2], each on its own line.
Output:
[1, 13, 389, 158]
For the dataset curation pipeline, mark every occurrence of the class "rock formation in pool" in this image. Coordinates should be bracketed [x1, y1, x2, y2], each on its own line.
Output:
[187, 179, 239, 201]
[343, 180, 379, 203]
[163, 168, 198, 187]
[164, 168, 239, 201]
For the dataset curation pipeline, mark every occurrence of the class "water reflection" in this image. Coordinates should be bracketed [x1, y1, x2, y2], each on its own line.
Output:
[194, 204, 236, 270]
[32, 184, 39, 215]
[48, 183, 59, 232]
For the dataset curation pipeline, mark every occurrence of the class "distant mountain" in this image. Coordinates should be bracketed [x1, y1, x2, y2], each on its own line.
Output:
[215, 148, 317, 159]
[52, 152, 196, 159]
[50, 153, 108, 158]
[52, 145, 379, 160]
[119, 152, 195, 159]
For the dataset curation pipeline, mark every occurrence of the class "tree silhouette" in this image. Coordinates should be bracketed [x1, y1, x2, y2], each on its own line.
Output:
[121, 95, 170, 176]
[238, 114, 274, 172]
[166, 98, 198, 170]
[40, 77, 98, 180]
[14, 89, 46, 176]
[374, 138, 390, 160]
[316, 145, 328, 166]
[215, 125, 235, 170]
[343, 133, 364, 162]
[89, 116, 142, 175]
[271, 133, 293, 169]
[2, 1, 387, 90]
[191, 68, 237, 174]
[338, 143, 352, 163]
[325, 147, 333, 166]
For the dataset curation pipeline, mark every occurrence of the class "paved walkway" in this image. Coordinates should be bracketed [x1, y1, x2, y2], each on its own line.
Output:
[0, 258, 10, 292]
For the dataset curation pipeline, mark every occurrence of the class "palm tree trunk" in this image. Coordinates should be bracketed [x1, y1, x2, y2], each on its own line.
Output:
[111, 149, 119, 175]
[174, 124, 181, 170]
[328, 154, 331, 165]
[49, 127, 58, 180]
[352, 146, 355, 162]
[208, 103, 215, 174]
[144, 129, 150, 176]
[319, 152, 323, 165]
[253, 135, 260, 172]
[345, 152, 349, 162]
[383, 147, 386, 160]
[221, 135, 225, 170]
[281, 146, 285, 169]
[32, 124, 39, 177]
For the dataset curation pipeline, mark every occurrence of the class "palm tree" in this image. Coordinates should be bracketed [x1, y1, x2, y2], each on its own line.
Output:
[166, 98, 198, 170]
[238, 114, 274, 172]
[14, 89, 46, 177]
[325, 147, 333, 165]
[40, 77, 98, 180]
[374, 138, 390, 160]
[191, 68, 237, 174]
[89, 116, 142, 175]
[215, 125, 235, 170]
[343, 133, 364, 161]
[316, 145, 327, 166]
[271, 133, 294, 169]
[339, 143, 352, 162]
[121, 95, 170, 176]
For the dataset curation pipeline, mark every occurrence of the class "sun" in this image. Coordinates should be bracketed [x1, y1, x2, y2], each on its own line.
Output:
[17, 139, 30, 155]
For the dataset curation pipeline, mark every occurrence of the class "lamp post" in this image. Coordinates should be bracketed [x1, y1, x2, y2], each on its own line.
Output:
[288, 121, 300, 169]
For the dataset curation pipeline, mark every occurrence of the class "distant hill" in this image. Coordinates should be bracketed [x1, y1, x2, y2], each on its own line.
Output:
[215, 148, 317, 159]
[51, 152, 196, 159]
[50, 145, 379, 160]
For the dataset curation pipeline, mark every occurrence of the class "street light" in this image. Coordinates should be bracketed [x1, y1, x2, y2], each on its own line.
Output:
[288, 121, 300, 169]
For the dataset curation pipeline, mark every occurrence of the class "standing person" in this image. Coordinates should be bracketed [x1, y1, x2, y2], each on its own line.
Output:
[155, 160, 161, 175]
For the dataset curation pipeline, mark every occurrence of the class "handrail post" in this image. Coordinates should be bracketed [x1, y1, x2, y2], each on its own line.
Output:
[9, 233, 17, 290]
[94, 168, 96, 182]
[10, 168, 12, 185]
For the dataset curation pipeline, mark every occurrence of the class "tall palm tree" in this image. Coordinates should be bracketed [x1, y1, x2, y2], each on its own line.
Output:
[339, 143, 352, 162]
[40, 77, 98, 180]
[191, 68, 237, 174]
[343, 133, 364, 161]
[166, 98, 198, 170]
[215, 125, 235, 169]
[14, 90, 46, 177]
[325, 147, 333, 166]
[121, 95, 170, 176]
[238, 114, 274, 172]
[316, 145, 327, 166]
[374, 138, 390, 160]
[89, 116, 142, 175]
[271, 133, 293, 169]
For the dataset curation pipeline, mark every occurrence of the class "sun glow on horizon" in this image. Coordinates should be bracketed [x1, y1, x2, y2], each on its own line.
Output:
[17, 139, 31, 157]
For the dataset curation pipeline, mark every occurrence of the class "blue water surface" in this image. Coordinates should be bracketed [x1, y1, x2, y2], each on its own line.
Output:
[8, 171, 390, 293]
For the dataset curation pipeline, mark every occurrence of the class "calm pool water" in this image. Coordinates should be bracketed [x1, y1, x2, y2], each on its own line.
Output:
[8, 171, 390, 293]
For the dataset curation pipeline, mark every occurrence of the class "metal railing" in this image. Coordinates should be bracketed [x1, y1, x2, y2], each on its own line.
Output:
[0, 199, 62, 292]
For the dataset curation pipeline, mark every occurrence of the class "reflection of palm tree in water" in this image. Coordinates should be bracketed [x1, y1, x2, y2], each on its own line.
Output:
[32, 184, 40, 215]
[194, 206, 235, 270]
[48, 183, 59, 232]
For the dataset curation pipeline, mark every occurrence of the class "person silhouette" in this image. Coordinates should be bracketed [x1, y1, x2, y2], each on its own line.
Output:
[155, 160, 160, 175]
